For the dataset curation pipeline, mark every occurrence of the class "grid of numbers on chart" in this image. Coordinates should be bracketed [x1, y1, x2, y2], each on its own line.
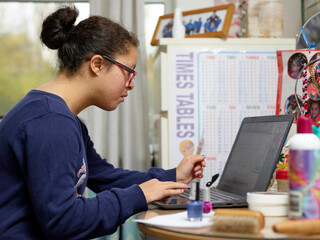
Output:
[197, 51, 278, 186]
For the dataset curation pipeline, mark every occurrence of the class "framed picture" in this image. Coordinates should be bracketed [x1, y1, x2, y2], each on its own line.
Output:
[150, 3, 235, 46]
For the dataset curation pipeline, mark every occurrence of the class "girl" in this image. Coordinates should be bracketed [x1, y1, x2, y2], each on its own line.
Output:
[0, 5, 205, 239]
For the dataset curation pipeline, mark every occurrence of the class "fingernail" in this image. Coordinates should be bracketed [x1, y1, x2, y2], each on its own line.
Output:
[186, 184, 191, 187]
[197, 173, 200, 177]
[180, 189, 184, 191]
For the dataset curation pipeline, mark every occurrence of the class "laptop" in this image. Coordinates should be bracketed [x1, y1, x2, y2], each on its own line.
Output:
[153, 114, 294, 209]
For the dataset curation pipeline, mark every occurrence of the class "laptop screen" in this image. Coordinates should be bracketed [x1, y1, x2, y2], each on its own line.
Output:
[217, 115, 294, 196]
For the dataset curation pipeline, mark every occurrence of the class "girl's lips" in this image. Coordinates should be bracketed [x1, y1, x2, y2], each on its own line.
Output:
[120, 95, 127, 102]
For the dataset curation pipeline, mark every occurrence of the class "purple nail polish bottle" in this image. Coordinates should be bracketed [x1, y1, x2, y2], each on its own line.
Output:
[187, 181, 203, 221]
[203, 187, 213, 213]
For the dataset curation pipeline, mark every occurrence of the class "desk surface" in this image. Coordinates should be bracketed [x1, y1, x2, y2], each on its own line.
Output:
[137, 209, 320, 240]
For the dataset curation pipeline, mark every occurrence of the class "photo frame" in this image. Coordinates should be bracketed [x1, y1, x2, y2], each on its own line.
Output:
[151, 3, 235, 46]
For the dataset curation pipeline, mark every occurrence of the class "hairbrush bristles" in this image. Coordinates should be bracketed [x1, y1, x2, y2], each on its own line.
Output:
[212, 209, 264, 234]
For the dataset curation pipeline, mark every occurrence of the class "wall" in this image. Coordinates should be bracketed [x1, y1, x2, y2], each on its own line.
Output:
[175, 0, 214, 11]
[282, 0, 301, 38]
[172, 0, 301, 39]
[304, 0, 320, 20]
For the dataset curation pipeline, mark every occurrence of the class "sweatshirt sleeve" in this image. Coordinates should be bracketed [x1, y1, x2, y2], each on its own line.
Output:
[15, 114, 168, 239]
[80, 119, 177, 193]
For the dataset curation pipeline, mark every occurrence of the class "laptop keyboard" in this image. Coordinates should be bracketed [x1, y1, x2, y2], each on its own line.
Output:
[210, 189, 240, 201]
[179, 188, 240, 201]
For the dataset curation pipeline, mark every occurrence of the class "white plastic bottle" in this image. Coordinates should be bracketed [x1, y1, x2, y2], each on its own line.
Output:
[172, 8, 185, 39]
[288, 116, 320, 219]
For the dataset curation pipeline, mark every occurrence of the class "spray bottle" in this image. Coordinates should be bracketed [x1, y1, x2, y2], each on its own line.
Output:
[288, 116, 320, 219]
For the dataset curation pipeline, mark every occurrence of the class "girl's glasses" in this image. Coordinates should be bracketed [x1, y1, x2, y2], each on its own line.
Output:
[101, 55, 136, 84]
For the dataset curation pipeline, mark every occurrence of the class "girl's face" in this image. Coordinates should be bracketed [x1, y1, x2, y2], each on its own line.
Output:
[291, 61, 300, 77]
[311, 102, 320, 121]
[95, 47, 138, 111]
[290, 98, 297, 109]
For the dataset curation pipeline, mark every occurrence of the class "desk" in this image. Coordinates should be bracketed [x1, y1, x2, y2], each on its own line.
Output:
[137, 209, 320, 240]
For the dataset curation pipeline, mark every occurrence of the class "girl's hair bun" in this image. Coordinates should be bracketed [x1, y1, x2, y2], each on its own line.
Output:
[40, 5, 79, 50]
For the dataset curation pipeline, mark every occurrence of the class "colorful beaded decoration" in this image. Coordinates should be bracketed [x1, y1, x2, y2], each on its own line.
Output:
[301, 68, 309, 114]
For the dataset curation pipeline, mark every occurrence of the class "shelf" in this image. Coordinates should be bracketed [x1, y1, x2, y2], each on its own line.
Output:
[159, 37, 297, 50]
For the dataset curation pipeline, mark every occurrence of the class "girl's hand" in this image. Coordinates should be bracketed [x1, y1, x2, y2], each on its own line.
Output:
[176, 154, 206, 183]
[139, 179, 190, 204]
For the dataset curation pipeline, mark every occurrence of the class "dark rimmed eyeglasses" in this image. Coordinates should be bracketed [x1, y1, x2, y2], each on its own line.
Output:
[101, 55, 136, 84]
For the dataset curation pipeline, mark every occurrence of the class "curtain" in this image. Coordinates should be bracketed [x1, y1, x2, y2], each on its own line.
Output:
[82, 0, 150, 170]
[80, 0, 150, 239]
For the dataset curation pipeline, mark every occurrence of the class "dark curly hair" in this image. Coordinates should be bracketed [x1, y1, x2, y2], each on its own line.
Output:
[40, 5, 139, 74]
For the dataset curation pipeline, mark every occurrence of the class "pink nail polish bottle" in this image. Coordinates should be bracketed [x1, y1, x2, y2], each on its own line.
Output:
[203, 187, 213, 213]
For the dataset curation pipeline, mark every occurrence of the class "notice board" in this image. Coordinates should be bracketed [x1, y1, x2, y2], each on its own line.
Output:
[276, 49, 320, 125]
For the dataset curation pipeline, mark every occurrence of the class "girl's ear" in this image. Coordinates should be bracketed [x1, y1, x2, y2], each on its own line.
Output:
[89, 55, 104, 75]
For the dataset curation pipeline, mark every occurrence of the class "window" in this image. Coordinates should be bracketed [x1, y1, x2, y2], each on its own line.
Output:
[0, 2, 89, 116]
[144, 2, 166, 166]
[144, 3, 165, 55]
[144, 2, 165, 115]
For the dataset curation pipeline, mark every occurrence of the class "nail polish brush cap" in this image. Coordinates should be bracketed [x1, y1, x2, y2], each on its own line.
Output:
[189, 181, 197, 201]
[203, 187, 211, 202]
[195, 181, 200, 201]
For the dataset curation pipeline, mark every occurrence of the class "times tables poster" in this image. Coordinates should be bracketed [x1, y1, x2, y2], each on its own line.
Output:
[170, 48, 279, 186]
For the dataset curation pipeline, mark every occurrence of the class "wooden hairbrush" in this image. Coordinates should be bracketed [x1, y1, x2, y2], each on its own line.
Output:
[273, 219, 320, 235]
[212, 209, 264, 234]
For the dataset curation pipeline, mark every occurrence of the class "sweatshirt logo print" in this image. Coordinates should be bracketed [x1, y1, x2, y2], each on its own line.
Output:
[74, 158, 87, 197]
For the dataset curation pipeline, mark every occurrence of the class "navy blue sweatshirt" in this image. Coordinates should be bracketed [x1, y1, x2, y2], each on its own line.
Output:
[0, 90, 176, 239]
